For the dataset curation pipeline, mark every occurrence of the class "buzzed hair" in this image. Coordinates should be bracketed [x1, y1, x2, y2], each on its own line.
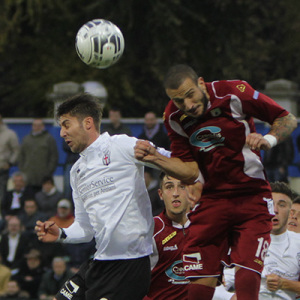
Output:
[163, 64, 198, 90]
[270, 181, 294, 200]
[56, 93, 103, 132]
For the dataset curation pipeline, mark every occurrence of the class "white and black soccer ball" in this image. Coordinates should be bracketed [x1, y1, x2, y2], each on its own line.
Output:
[75, 19, 125, 69]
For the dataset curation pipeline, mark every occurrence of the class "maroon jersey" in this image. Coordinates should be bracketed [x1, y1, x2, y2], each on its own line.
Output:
[164, 80, 288, 197]
[146, 212, 190, 300]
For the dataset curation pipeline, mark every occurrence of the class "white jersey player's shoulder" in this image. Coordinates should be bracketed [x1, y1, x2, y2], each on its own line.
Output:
[110, 133, 137, 147]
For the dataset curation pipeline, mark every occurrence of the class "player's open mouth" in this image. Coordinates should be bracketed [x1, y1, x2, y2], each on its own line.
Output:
[172, 200, 181, 208]
[272, 218, 279, 225]
[288, 221, 297, 227]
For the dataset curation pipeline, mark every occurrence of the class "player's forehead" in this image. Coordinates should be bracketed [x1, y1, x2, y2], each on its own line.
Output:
[292, 203, 300, 209]
[59, 113, 78, 126]
[166, 77, 197, 99]
[162, 175, 184, 186]
[272, 192, 292, 204]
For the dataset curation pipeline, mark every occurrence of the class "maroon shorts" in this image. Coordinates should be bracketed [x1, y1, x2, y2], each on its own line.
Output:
[183, 193, 273, 279]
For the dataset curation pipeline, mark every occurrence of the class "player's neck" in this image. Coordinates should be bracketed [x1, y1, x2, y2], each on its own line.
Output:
[168, 213, 188, 226]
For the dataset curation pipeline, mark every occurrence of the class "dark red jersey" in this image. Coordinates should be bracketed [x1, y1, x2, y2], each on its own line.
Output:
[164, 80, 288, 197]
[146, 212, 190, 300]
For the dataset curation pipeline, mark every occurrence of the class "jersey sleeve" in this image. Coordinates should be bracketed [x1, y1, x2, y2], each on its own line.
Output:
[64, 166, 95, 243]
[163, 101, 195, 162]
[218, 80, 289, 123]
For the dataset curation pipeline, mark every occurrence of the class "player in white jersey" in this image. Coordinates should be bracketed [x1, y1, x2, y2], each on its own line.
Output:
[259, 181, 300, 300]
[35, 93, 169, 300]
[217, 182, 300, 300]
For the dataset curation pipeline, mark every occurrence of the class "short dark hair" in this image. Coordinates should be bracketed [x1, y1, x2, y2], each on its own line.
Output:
[42, 175, 54, 185]
[56, 93, 103, 132]
[163, 64, 198, 90]
[270, 181, 294, 200]
[293, 195, 300, 204]
[24, 198, 38, 205]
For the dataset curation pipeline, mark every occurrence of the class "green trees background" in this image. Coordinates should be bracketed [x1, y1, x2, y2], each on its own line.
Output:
[0, 0, 299, 117]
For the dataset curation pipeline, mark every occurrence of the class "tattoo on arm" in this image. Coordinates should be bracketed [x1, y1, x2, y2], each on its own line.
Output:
[269, 113, 297, 143]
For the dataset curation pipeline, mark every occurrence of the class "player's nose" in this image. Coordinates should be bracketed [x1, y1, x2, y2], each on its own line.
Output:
[60, 128, 66, 138]
[184, 99, 194, 111]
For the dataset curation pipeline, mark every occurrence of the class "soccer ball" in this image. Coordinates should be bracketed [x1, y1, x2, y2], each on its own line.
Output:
[75, 19, 125, 69]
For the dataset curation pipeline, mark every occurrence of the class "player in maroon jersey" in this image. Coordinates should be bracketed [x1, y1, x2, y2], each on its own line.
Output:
[144, 172, 193, 300]
[134, 64, 297, 300]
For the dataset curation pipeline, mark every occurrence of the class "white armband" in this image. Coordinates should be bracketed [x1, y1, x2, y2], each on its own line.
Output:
[263, 134, 278, 148]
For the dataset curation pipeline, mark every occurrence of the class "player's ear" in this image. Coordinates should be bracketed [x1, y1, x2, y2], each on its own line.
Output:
[197, 77, 205, 89]
[158, 189, 163, 201]
[83, 116, 93, 130]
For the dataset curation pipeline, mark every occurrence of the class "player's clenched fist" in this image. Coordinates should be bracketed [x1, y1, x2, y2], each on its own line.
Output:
[246, 133, 272, 151]
[266, 273, 283, 291]
[35, 220, 60, 243]
[134, 140, 157, 161]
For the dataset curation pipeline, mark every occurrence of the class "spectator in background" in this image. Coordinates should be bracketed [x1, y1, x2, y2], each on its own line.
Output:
[0, 216, 30, 272]
[62, 141, 79, 200]
[38, 257, 73, 300]
[2, 172, 35, 220]
[48, 199, 74, 228]
[0, 114, 19, 212]
[13, 248, 45, 300]
[138, 111, 170, 150]
[0, 254, 11, 296]
[102, 107, 132, 136]
[19, 199, 47, 239]
[18, 118, 58, 193]
[287, 195, 300, 233]
[35, 176, 63, 219]
[144, 167, 164, 216]
[263, 135, 294, 183]
[0, 280, 29, 300]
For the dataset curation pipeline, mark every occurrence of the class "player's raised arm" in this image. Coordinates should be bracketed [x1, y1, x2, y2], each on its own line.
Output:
[134, 139, 199, 184]
[246, 113, 297, 151]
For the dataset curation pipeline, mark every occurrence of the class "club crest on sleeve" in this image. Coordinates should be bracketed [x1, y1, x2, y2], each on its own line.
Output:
[236, 84, 246, 92]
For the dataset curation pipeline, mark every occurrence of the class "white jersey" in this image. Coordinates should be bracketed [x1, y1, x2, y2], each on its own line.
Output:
[259, 230, 300, 300]
[63, 133, 154, 260]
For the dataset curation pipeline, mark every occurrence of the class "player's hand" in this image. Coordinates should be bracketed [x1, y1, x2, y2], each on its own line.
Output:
[245, 133, 271, 151]
[134, 140, 157, 162]
[35, 220, 60, 243]
[187, 181, 203, 208]
[266, 273, 283, 291]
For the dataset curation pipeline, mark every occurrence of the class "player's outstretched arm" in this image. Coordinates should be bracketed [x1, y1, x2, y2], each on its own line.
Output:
[246, 113, 297, 151]
[134, 140, 199, 184]
[35, 220, 60, 243]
